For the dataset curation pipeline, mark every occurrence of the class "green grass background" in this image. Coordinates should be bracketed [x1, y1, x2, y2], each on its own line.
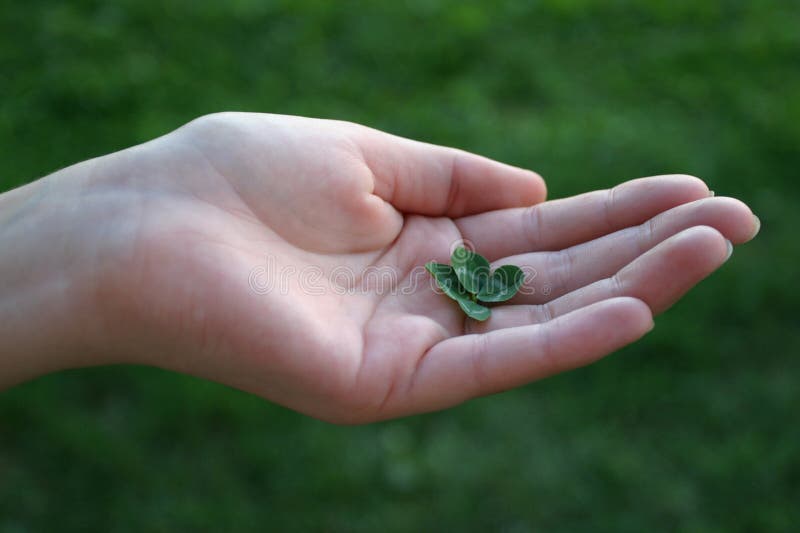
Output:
[1, 1, 798, 531]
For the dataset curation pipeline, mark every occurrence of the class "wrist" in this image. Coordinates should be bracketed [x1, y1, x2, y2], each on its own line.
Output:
[0, 155, 123, 388]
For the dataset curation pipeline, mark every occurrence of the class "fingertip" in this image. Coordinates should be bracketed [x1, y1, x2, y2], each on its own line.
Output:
[533, 297, 655, 375]
[596, 296, 655, 337]
[528, 169, 547, 203]
[647, 225, 730, 288]
[725, 239, 734, 262]
[502, 165, 546, 206]
[663, 174, 710, 199]
[751, 214, 761, 240]
[714, 196, 761, 243]
[630, 174, 709, 206]
[674, 225, 729, 262]
[702, 196, 759, 244]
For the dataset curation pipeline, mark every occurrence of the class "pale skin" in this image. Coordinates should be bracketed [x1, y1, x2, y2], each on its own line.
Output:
[0, 113, 760, 423]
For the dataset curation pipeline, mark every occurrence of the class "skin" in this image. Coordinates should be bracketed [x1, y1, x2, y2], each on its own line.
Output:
[0, 112, 760, 423]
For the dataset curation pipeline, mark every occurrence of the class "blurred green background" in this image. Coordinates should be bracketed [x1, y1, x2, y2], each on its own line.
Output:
[1, 1, 798, 531]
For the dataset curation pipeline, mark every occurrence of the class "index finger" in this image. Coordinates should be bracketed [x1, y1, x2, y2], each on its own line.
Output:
[455, 175, 711, 260]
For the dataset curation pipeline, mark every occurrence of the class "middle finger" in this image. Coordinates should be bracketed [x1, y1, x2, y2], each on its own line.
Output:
[500, 196, 757, 305]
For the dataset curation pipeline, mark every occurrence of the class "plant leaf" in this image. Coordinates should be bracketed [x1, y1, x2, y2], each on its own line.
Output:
[451, 247, 490, 294]
[426, 262, 491, 321]
[476, 265, 525, 303]
[456, 298, 491, 321]
[425, 262, 466, 301]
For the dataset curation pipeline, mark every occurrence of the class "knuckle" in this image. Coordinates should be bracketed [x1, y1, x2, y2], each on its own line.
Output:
[523, 204, 546, 248]
[545, 249, 574, 295]
[469, 334, 492, 396]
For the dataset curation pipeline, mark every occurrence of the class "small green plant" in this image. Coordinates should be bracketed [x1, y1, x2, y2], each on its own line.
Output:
[426, 247, 525, 321]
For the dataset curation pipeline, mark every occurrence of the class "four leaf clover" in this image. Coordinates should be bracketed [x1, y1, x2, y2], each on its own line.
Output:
[425, 247, 524, 321]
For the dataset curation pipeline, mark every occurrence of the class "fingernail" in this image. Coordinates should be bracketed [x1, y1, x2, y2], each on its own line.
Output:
[725, 239, 734, 261]
[751, 215, 761, 239]
[708, 190, 715, 197]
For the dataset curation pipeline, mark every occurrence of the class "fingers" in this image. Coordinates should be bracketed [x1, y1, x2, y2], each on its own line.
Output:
[455, 174, 710, 260]
[472, 226, 730, 333]
[404, 298, 653, 413]
[355, 128, 547, 216]
[503, 196, 758, 305]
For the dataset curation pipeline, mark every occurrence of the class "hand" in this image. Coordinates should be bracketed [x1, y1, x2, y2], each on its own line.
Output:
[0, 113, 759, 423]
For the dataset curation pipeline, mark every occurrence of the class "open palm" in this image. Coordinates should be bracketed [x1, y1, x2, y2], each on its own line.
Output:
[98, 113, 758, 423]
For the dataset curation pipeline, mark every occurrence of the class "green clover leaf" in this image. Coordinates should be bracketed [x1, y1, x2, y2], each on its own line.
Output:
[425, 262, 491, 321]
[426, 248, 525, 321]
[451, 247, 490, 294]
[476, 264, 525, 303]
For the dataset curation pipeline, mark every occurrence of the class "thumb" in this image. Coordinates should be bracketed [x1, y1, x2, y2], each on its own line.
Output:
[354, 127, 547, 217]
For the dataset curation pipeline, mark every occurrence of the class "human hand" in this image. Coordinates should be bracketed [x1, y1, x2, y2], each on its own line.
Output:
[0, 113, 759, 423]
